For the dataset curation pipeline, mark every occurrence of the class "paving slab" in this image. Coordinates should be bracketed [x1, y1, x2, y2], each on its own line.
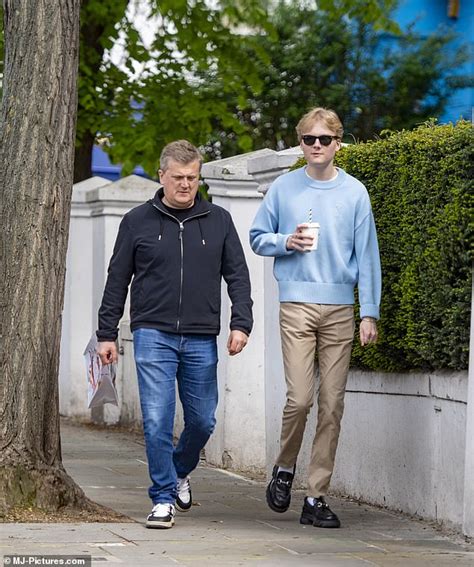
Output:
[1, 420, 472, 566]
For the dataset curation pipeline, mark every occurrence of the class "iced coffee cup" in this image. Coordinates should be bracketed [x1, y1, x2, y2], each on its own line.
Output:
[299, 222, 320, 251]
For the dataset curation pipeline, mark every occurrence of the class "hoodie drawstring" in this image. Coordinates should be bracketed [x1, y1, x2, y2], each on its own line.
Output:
[197, 218, 206, 246]
[157, 216, 164, 241]
[151, 199, 208, 245]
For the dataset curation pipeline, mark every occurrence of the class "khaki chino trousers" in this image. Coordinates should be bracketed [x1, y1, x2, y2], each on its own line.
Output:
[277, 302, 355, 497]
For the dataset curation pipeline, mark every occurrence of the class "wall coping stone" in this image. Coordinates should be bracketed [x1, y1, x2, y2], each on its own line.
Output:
[247, 146, 303, 175]
[72, 176, 111, 203]
[246, 146, 303, 194]
[202, 148, 272, 181]
[73, 174, 160, 204]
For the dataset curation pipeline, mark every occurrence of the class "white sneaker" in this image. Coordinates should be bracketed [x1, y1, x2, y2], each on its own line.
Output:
[176, 476, 192, 512]
[146, 503, 175, 528]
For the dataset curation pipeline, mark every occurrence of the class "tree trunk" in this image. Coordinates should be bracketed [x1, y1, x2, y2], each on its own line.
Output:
[74, 130, 95, 183]
[0, 0, 91, 515]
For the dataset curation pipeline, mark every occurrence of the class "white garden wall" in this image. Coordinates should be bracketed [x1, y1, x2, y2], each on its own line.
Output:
[59, 152, 474, 535]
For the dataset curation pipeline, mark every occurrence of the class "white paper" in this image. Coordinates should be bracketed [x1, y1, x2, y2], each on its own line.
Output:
[83, 334, 119, 408]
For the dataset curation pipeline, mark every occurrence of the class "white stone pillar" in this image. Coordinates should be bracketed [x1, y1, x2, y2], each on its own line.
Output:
[200, 147, 303, 474]
[463, 273, 474, 536]
[246, 147, 304, 476]
[59, 175, 159, 423]
[59, 176, 110, 421]
[201, 150, 271, 473]
[247, 147, 303, 194]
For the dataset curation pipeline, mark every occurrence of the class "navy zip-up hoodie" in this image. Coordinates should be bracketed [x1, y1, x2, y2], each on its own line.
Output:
[97, 189, 253, 341]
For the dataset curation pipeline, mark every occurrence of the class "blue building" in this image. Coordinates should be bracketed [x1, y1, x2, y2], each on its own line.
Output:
[394, 0, 473, 123]
[91, 144, 147, 182]
[92, 0, 473, 180]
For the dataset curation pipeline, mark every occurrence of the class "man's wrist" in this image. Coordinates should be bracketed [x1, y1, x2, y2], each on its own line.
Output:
[361, 316, 377, 323]
[230, 327, 249, 336]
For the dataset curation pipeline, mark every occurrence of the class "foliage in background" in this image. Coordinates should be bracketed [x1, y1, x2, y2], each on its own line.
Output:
[73, 0, 407, 178]
[2, 2, 470, 180]
[295, 121, 473, 372]
[75, 0, 273, 180]
[316, 0, 400, 34]
[203, 0, 472, 158]
[1, 0, 405, 179]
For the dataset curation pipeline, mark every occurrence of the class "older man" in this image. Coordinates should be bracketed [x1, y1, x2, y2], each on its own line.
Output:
[97, 140, 253, 529]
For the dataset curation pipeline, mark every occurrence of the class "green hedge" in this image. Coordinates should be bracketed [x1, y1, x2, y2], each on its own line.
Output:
[296, 121, 473, 371]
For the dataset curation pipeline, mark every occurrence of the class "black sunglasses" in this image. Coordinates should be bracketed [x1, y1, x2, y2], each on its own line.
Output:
[301, 134, 339, 147]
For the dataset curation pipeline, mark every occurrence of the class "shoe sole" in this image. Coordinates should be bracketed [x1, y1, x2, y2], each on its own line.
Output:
[300, 515, 340, 528]
[266, 484, 290, 513]
[146, 519, 175, 529]
[176, 501, 192, 513]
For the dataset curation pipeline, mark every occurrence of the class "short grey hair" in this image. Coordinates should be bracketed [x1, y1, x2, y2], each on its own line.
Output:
[159, 140, 203, 171]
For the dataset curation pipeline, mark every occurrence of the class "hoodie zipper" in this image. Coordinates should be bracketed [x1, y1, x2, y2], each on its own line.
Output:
[152, 203, 210, 332]
[177, 221, 184, 330]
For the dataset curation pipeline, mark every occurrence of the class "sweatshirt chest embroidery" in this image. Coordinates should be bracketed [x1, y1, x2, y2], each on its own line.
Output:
[334, 202, 345, 218]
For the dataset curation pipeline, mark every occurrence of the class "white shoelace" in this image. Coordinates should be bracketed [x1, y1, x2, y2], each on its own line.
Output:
[177, 476, 191, 503]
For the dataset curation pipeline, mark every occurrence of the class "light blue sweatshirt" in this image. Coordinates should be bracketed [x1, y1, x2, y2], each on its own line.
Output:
[249, 167, 381, 319]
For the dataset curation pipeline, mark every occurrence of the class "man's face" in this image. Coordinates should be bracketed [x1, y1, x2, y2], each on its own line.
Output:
[159, 159, 201, 209]
[300, 120, 341, 169]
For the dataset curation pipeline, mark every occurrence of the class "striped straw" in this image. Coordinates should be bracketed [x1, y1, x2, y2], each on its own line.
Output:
[309, 208, 312, 223]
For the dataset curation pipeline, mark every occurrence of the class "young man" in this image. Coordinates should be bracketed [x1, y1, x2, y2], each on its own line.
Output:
[250, 108, 381, 528]
[97, 140, 253, 529]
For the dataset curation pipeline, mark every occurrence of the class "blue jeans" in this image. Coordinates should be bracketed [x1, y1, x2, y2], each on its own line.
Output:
[133, 328, 218, 504]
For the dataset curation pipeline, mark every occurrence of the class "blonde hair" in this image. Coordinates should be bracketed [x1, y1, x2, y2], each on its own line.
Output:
[296, 107, 344, 140]
[159, 140, 203, 171]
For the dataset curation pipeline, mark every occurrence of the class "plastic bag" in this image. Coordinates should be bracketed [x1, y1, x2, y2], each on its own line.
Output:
[83, 334, 119, 408]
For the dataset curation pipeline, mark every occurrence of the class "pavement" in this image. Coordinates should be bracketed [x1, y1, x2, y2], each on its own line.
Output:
[1, 421, 473, 566]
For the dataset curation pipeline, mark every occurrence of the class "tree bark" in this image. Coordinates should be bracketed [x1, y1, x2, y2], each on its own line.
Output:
[74, 130, 95, 183]
[0, 0, 91, 515]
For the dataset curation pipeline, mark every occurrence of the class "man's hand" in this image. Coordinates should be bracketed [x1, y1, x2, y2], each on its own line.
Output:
[360, 319, 378, 346]
[227, 330, 248, 356]
[97, 341, 118, 365]
[286, 224, 315, 252]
